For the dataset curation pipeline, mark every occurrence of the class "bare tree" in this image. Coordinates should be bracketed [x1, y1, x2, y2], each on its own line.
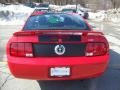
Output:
[111, 0, 120, 8]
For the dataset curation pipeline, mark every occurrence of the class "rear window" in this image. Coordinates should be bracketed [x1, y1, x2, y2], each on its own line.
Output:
[23, 13, 90, 30]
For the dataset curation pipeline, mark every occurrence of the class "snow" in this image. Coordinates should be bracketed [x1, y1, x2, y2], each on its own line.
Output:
[49, 4, 83, 11]
[106, 35, 120, 54]
[106, 35, 120, 46]
[0, 4, 120, 25]
[0, 4, 34, 25]
[110, 45, 120, 54]
[61, 4, 82, 9]
[49, 4, 62, 11]
[0, 4, 34, 13]
[0, 19, 25, 25]
[0, 4, 85, 25]
[88, 11, 105, 21]
[88, 9, 120, 23]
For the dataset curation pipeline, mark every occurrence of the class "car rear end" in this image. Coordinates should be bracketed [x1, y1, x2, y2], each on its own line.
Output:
[6, 13, 109, 80]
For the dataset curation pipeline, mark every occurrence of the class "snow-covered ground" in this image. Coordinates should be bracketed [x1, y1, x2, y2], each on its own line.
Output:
[88, 9, 120, 23]
[106, 34, 120, 54]
[0, 4, 34, 25]
[50, 4, 85, 11]
[88, 11, 105, 21]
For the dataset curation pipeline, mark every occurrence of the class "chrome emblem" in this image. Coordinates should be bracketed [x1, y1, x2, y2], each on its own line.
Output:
[54, 45, 65, 55]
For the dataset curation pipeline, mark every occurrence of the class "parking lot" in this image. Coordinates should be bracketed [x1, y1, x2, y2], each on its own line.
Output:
[1, 20, 120, 90]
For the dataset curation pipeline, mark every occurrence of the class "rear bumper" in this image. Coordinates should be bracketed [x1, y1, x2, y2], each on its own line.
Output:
[8, 55, 109, 80]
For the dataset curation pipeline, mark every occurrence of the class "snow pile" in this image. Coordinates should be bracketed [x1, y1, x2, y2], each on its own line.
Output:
[50, 5, 62, 11]
[88, 11, 105, 21]
[0, 4, 34, 13]
[50, 4, 84, 11]
[61, 4, 78, 9]
[89, 9, 120, 23]
[106, 9, 120, 23]
[0, 4, 34, 25]
[0, 3, 4, 7]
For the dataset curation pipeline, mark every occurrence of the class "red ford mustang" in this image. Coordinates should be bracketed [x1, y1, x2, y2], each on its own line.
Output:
[6, 12, 109, 80]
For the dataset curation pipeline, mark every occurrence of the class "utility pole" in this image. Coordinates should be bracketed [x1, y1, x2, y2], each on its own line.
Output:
[76, 0, 78, 10]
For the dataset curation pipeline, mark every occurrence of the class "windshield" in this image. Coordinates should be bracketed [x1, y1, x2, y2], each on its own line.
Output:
[23, 13, 90, 30]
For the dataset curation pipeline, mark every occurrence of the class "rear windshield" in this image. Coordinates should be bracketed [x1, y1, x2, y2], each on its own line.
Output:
[23, 13, 90, 30]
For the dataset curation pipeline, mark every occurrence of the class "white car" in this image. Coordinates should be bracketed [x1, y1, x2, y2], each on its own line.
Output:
[61, 8, 89, 19]
[35, 7, 50, 12]
[35, 3, 50, 11]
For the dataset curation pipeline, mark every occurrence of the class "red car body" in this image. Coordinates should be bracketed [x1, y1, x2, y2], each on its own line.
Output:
[6, 12, 109, 80]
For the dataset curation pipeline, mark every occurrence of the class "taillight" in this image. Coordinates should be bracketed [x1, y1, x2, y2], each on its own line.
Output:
[86, 43, 107, 56]
[10, 43, 33, 57]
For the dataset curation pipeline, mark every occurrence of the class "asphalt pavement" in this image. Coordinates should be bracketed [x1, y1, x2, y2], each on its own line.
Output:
[1, 21, 120, 90]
